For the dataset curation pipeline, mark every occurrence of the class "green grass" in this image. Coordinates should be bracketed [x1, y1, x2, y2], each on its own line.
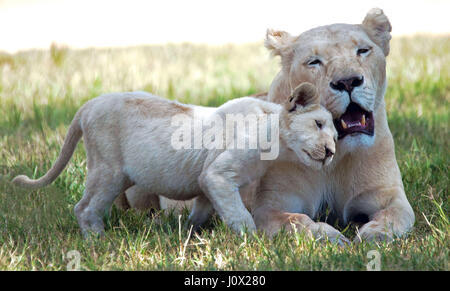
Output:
[0, 36, 448, 270]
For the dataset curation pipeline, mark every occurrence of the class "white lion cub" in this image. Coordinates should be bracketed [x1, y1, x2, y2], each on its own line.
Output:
[13, 82, 337, 237]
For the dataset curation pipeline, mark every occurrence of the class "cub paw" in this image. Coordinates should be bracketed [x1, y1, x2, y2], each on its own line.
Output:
[229, 214, 257, 235]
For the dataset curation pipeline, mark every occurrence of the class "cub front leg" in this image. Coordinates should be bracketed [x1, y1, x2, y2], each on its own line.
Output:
[254, 207, 350, 246]
[187, 182, 259, 231]
[198, 169, 256, 234]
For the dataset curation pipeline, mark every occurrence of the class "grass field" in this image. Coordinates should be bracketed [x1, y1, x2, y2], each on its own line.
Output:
[0, 36, 448, 270]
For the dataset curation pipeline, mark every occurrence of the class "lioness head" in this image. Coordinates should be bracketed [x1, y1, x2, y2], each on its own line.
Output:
[266, 8, 391, 152]
[280, 82, 337, 170]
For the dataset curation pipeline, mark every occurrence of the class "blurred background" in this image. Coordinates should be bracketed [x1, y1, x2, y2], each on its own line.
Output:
[1, 0, 449, 52]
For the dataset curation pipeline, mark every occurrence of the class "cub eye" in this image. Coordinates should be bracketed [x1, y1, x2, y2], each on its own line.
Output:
[357, 47, 371, 56]
[308, 59, 322, 66]
[315, 120, 323, 129]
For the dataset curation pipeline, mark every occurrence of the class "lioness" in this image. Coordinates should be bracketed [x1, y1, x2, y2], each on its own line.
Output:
[12, 83, 337, 237]
[252, 8, 415, 242]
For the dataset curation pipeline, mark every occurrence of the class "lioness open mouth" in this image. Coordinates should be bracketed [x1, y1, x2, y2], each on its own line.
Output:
[334, 102, 374, 139]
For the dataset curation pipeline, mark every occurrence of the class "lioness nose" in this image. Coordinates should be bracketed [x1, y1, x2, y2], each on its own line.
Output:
[325, 146, 334, 158]
[330, 75, 364, 95]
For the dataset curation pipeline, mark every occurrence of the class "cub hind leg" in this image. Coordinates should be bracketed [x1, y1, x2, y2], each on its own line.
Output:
[188, 195, 214, 231]
[74, 167, 130, 238]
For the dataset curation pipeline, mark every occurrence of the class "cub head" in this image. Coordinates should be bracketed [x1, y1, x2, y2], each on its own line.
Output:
[266, 8, 391, 153]
[280, 82, 337, 170]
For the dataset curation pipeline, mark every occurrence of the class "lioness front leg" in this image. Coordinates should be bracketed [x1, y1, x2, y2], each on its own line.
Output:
[198, 169, 256, 234]
[254, 207, 350, 246]
[344, 187, 415, 243]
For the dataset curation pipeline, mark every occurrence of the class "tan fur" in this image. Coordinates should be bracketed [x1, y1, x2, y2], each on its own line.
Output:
[252, 8, 414, 242]
[12, 84, 337, 237]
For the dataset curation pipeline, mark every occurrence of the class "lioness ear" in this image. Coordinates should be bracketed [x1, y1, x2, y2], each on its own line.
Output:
[286, 82, 319, 112]
[265, 29, 297, 58]
[362, 8, 392, 56]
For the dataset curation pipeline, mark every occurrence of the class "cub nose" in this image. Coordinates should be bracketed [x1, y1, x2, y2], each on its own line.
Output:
[325, 146, 334, 158]
[330, 75, 364, 95]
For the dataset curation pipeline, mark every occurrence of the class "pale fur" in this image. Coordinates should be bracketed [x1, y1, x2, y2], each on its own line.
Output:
[122, 8, 414, 244]
[12, 84, 337, 237]
[116, 8, 414, 244]
[251, 8, 414, 243]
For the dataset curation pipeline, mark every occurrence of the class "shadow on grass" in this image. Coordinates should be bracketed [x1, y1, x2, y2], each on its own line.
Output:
[1, 164, 194, 242]
[0, 176, 79, 241]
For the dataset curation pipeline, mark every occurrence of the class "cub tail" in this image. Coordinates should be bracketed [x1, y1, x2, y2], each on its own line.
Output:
[12, 111, 83, 189]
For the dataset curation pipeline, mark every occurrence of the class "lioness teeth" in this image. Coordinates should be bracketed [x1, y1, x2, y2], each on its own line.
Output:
[341, 119, 348, 129]
[361, 114, 366, 127]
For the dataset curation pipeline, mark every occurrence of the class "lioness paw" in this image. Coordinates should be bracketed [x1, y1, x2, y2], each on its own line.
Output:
[315, 222, 351, 246]
[354, 221, 394, 243]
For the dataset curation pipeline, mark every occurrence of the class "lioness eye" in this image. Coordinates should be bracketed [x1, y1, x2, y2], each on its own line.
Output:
[308, 59, 322, 66]
[315, 120, 323, 129]
[357, 47, 371, 55]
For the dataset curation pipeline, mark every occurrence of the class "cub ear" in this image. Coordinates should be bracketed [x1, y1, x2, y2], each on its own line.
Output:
[362, 8, 392, 56]
[285, 82, 319, 112]
[264, 29, 297, 58]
